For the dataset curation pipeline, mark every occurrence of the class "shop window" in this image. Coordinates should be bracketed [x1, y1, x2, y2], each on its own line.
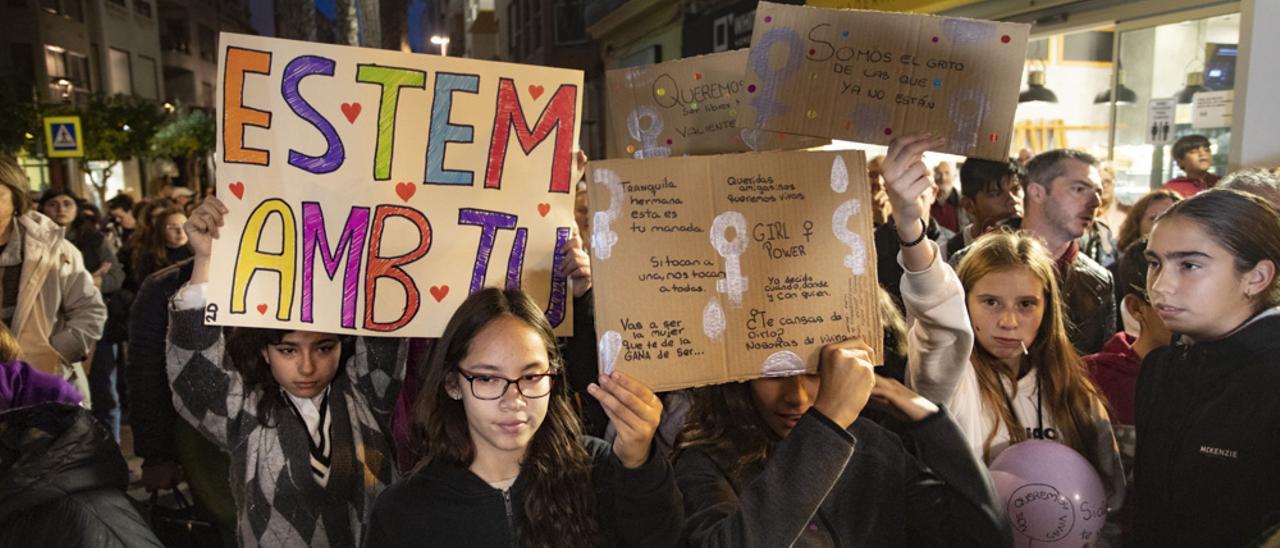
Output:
[1110, 11, 1239, 202]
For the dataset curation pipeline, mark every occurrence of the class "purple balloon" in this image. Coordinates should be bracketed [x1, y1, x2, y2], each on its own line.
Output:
[990, 440, 1107, 548]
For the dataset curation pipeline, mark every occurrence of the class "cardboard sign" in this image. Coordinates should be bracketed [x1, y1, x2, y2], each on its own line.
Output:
[735, 2, 1029, 161]
[605, 50, 827, 159]
[587, 149, 882, 391]
[208, 33, 582, 336]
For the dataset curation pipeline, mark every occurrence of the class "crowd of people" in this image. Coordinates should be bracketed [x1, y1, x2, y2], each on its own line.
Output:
[1, 130, 1279, 547]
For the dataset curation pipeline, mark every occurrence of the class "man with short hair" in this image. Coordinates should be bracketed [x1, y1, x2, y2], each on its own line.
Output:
[953, 149, 1116, 355]
[943, 158, 1024, 260]
[930, 160, 962, 232]
[1161, 134, 1218, 197]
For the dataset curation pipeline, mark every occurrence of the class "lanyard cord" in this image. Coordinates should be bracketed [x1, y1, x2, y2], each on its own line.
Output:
[998, 371, 1044, 438]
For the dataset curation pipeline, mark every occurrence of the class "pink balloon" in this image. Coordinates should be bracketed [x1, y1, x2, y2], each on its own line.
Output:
[990, 440, 1107, 548]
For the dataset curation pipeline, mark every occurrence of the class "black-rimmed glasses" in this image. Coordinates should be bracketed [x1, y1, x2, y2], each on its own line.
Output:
[456, 370, 558, 400]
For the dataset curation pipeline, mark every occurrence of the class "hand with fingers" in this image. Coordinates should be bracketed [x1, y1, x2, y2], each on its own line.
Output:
[587, 370, 663, 469]
[561, 231, 591, 298]
[92, 262, 112, 289]
[812, 338, 878, 429]
[868, 374, 940, 423]
[184, 196, 229, 284]
[573, 149, 589, 184]
[184, 196, 229, 259]
[882, 132, 946, 270]
[882, 132, 945, 229]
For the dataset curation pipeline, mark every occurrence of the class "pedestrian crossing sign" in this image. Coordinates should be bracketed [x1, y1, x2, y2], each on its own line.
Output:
[43, 116, 84, 158]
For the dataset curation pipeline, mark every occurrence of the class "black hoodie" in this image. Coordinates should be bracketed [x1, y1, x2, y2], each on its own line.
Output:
[0, 403, 163, 547]
[1135, 312, 1280, 547]
[364, 436, 682, 547]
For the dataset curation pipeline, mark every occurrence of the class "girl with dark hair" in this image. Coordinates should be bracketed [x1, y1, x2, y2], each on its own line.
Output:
[1137, 189, 1280, 546]
[130, 205, 192, 284]
[167, 197, 406, 547]
[366, 287, 682, 548]
[1115, 189, 1181, 253]
[673, 134, 1008, 547]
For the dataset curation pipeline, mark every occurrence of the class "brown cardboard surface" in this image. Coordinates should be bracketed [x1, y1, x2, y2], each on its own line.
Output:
[736, 2, 1030, 161]
[605, 50, 828, 159]
[587, 149, 882, 392]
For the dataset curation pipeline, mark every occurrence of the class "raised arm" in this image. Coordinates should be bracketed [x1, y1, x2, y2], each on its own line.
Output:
[166, 196, 244, 449]
[880, 133, 975, 405]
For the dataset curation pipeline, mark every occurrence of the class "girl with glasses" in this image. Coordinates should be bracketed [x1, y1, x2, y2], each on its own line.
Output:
[366, 287, 682, 547]
[168, 197, 407, 547]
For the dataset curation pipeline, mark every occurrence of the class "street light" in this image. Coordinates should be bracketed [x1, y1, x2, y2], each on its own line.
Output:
[430, 35, 450, 57]
[55, 78, 73, 100]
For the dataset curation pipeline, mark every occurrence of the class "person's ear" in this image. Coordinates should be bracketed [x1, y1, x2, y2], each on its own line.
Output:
[1026, 182, 1047, 205]
[960, 196, 977, 218]
[1123, 294, 1146, 323]
[1242, 260, 1276, 301]
[445, 372, 464, 400]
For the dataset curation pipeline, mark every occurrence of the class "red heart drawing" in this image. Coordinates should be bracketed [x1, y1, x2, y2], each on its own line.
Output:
[537, 203, 550, 217]
[341, 102, 361, 123]
[528, 84, 544, 100]
[395, 182, 415, 202]
[694, 72, 702, 80]
[256, 304, 268, 315]
[228, 181, 245, 200]
[429, 285, 449, 302]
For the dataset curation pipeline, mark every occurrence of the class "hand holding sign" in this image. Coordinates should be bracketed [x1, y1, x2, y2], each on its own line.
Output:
[882, 132, 944, 271]
[587, 370, 663, 469]
[813, 338, 877, 429]
[561, 232, 591, 299]
[186, 196, 230, 285]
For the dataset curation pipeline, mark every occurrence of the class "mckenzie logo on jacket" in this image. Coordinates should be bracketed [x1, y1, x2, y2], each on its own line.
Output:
[1198, 445, 1239, 459]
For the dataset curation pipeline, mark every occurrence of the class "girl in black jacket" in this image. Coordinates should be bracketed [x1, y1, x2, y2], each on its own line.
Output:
[1137, 189, 1280, 547]
[366, 288, 682, 547]
[675, 339, 1010, 547]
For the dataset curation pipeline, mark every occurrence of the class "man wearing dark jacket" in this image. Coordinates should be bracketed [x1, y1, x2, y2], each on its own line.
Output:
[951, 150, 1115, 355]
[0, 403, 163, 547]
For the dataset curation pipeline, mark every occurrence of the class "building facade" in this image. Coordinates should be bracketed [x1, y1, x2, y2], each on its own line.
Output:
[496, 0, 602, 158]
